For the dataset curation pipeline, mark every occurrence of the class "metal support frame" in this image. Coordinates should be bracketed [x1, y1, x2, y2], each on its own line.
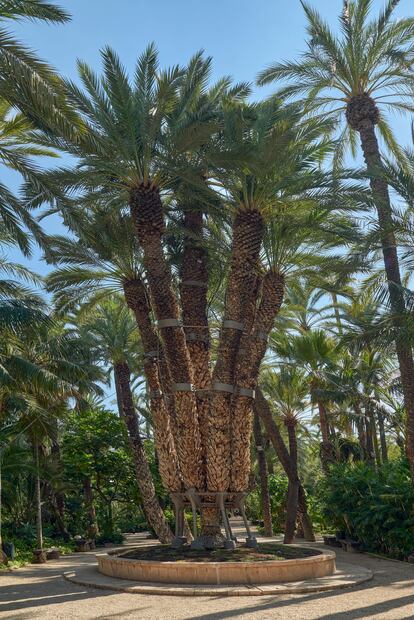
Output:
[170, 491, 255, 549]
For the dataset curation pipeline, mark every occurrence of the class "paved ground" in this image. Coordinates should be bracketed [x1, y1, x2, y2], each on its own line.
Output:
[1, 535, 414, 619]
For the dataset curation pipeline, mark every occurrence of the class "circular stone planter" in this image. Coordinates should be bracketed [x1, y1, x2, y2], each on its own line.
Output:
[97, 546, 336, 585]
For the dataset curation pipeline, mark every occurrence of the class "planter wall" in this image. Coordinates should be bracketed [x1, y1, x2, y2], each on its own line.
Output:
[97, 547, 336, 585]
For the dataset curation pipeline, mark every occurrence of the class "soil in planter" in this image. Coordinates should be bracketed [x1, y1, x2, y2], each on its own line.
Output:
[121, 543, 322, 563]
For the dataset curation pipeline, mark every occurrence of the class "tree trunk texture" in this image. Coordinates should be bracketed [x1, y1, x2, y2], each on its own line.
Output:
[255, 389, 315, 541]
[123, 278, 182, 492]
[347, 95, 414, 481]
[83, 477, 99, 539]
[317, 400, 335, 474]
[231, 270, 285, 491]
[364, 415, 375, 465]
[284, 421, 299, 544]
[130, 184, 203, 490]
[179, 206, 211, 485]
[114, 361, 174, 544]
[253, 412, 273, 537]
[377, 409, 388, 463]
[34, 442, 43, 551]
[208, 209, 264, 492]
[297, 485, 315, 542]
[49, 432, 70, 541]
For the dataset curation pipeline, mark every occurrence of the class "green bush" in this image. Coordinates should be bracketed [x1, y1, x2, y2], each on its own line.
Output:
[318, 458, 414, 559]
[246, 474, 289, 533]
[96, 531, 125, 545]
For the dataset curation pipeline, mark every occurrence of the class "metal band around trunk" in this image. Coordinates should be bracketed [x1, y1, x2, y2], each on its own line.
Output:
[181, 280, 208, 288]
[223, 320, 244, 331]
[255, 330, 268, 341]
[172, 383, 194, 392]
[212, 382, 234, 394]
[236, 387, 255, 398]
[157, 318, 182, 329]
[144, 350, 158, 359]
[186, 332, 209, 343]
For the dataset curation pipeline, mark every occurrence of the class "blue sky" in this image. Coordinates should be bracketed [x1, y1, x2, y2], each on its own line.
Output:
[8, 0, 414, 275]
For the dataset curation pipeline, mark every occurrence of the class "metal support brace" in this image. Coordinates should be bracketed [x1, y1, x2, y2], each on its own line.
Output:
[171, 383, 194, 392]
[236, 495, 258, 549]
[235, 387, 255, 398]
[171, 493, 186, 548]
[223, 320, 244, 331]
[218, 492, 236, 550]
[212, 382, 234, 394]
[157, 318, 182, 329]
[186, 489, 199, 540]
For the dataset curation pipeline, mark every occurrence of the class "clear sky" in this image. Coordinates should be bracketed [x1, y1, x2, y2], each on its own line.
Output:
[7, 0, 414, 275]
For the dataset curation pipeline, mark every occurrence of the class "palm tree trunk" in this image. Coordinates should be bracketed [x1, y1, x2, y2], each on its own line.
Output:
[253, 412, 273, 537]
[114, 360, 174, 544]
[209, 209, 264, 493]
[179, 205, 210, 458]
[297, 485, 315, 542]
[0, 456, 6, 565]
[123, 278, 182, 492]
[34, 441, 46, 562]
[231, 270, 284, 491]
[348, 97, 414, 481]
[83, 477, 99, 539]
[377, 409, 388, 463]
[365, 415, 375, 465]
[284, 420, 299, 544]
[317, 400, 335, 473]
[254, 389, 315, 541]
[130, 184, 203, 490]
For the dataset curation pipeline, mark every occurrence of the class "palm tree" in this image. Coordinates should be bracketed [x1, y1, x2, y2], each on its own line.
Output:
[74, 297, 174, 543]
[44, 207, 182, 495]
[37, 46, 355, 544]
[262, 367, 310, 543]
[254, 388, 315, 542]
[258, 0, 414, 480]
[0, 101, 58, 253]
[0, 0, 78, 137]
[275, 330, 339, 473]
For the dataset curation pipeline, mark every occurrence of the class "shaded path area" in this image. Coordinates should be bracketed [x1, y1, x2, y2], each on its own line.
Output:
[1, 534, 414, 619]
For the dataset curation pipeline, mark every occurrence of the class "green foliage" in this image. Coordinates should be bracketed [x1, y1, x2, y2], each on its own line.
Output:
[318, 459, 414, 559]
[96, 531, 125, 545]
[246, 474, 289, 533]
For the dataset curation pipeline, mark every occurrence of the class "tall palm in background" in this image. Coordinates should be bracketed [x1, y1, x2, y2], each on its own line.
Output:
[262, 366, 310, 543]
[73, 297, 174, 543]
[258, 0, 414, 481]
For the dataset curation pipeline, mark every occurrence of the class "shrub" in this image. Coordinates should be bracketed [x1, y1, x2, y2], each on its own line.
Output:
[246, 474, 289, 533]
[96, 531, 125, 545]
[318, 458, 414, 559]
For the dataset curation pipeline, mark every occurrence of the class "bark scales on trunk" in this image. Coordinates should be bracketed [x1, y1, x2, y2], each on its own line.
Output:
[123, 278, 182, 492]
[346, 94, 414, 481]
[231, 270, 285, 491]
[179, 206, 211, 484]
[208, 209, 264, 493]
[83, 477, 99, 539]
[316, 398, 335, 474]
[284, 419, 299, 544]
[114, 360, 174, 544]
[129, 184, 203, 490]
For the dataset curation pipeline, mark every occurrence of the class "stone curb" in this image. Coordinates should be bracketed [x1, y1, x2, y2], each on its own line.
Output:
[63, 562, 373, 597]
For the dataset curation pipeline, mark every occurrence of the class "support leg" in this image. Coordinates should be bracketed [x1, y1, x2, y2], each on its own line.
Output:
[237, 494, 258, 548]
[218, 493, 236, 550]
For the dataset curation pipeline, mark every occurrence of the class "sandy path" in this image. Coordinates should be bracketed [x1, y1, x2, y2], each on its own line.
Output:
[1, 536, 414, 619]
